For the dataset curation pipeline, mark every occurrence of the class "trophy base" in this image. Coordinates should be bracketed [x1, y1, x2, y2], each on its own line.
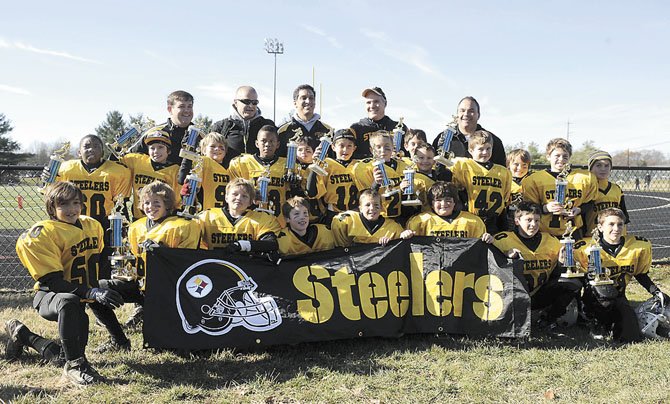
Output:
[179, 149, 201, 161]
[401, 198, 423, 206]
[111, 273, 136, 282]
[177, 209, 198, 219]
[308, 163, 328, 176]
[589, 278, 614, 286]
[560, 270, 584, 278]
[434, 155, 453, 167]
[255, 207, 275, 215]
[382, 188, 400, 198]
[109, 254, 135, 262]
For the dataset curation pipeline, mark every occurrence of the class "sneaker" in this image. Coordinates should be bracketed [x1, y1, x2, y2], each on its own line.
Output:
[94, 338, 131, 354]
[63, 357, 103, 386]
[124, 305, 144, 329]
[5, 319, 26, 360]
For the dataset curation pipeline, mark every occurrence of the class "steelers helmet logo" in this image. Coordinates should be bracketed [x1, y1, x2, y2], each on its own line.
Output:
[185, 274, 213, 298]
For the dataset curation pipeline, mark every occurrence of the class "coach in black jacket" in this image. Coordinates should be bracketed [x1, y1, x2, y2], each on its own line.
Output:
[349, 86, 408, 160]
[432, 96, 506, 167]
[277, 84, 332, 156]
[210, 86, 275, 164]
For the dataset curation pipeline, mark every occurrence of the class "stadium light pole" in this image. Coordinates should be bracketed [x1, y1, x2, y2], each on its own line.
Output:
[264, 38, 284, 122]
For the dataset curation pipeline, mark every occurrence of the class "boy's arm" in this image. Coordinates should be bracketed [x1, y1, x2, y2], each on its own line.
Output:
[177, 158, 193, 185]
[620, 193, 630, 224]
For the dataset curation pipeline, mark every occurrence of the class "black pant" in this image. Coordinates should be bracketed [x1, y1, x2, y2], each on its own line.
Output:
[582, 286, 642, 342]
[532, 277, 581, 320]
[33, 291, 89, 361]
[99, 278, 144, 305]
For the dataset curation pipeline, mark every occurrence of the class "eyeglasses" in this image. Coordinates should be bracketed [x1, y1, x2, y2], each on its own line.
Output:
[236, 99, 259, 106]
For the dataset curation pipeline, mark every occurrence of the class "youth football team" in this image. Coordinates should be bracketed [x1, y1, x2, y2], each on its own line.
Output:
[5, 88, 668, 386]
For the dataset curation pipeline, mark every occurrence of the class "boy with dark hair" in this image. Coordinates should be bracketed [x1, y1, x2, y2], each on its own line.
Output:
[277, 196, 335, 257]
[451, 130, 512, 234]
[584, 150, 629, 235]
[404, 181, 492, 242]
[575, 208, 667, 341]
[10, 182, 128, 386]
[493, 201, 582, 329]
[522, 138, 597, 238]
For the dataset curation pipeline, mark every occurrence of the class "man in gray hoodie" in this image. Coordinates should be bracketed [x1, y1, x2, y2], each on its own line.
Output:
[277, 84, 332, 156]
[211, 86, 275, 164]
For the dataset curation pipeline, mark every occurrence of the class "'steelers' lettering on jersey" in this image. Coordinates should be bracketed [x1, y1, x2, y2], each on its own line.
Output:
[135, 174, 164, 185]
[429, 230, 469, 238]
[330, 174, 354, 184]
[70, 237, 100, 256]
[471, 176, 503, 188]
[213, 173, 230, 183]
[545, 189, 583, 200]
[70, 180, 110, 191]
[211, 232, 253, 244]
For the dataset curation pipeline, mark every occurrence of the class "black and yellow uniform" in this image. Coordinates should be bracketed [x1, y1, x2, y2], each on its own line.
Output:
[414, 168, 453, 212]
[522, 168, 597, 236]
[277, 224, 336, 257]
[584, 179, 629, 235]
[57, 159, 132, 230]
[506, 173, 530, 231]
[277, 119, 332, 157]
[197, 208, 281, 250]
[405, 210, 486, 239]
[493, 231, 561, 296]
[120, 153, 180, 219]
[229, 153, 288, 224]
[349, 116, 406, 160]
[128, 215, 201, 290]
[295, 161, 325, 223]
[331, 211, 403, 247]
[451, 157, 512, 233]
[353, 157, 411, 218]
[199, 156, 231, 210]
[17, 216, 104, 290]
[307, 157, 360, 218]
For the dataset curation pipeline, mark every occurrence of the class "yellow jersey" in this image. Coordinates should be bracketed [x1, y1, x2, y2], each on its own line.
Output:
[405, 210, 486, 239]
[451, 158, 512, 218]
[120, 153, 180, 220]
[584, 179, 627, 235]
[229, 154, 288, 223]
[196, 208, 281, 250]
[331, 211, 403, 247]
[277, 224, 336, 257]
[353, 157, 411, 218]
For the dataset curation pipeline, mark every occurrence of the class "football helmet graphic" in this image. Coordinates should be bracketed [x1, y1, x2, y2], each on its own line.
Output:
[635, 294, 670, 339]
[176, 258, 282, 336]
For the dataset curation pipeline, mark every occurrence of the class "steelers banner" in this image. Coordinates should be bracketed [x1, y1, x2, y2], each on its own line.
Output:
[143, 237, 530, 350]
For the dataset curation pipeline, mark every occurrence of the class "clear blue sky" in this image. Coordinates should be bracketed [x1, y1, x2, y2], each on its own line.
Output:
[2, 0, 670, 156]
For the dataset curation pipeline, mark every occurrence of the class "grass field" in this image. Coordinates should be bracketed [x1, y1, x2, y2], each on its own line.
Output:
[1, 268, 669, 403]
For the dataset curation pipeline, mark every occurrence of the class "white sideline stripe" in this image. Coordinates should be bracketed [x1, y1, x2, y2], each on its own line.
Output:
[627, 194, 670, 212]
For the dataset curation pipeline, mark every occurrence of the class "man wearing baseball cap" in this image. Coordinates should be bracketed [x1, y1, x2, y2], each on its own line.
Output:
[349, 86, 408, 160]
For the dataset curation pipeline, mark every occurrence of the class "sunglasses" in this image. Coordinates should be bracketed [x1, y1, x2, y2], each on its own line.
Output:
[236, 99, 259, 106]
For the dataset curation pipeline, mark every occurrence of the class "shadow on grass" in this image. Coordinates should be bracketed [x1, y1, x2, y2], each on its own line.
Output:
[0, 384, 59, 402]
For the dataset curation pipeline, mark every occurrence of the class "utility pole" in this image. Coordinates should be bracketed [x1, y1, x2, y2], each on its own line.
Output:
[566, 120, 572, 140]
[264, 38, 284, 122]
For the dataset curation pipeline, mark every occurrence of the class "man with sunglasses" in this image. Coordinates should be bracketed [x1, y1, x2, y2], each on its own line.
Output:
[211, 86, 275, 164]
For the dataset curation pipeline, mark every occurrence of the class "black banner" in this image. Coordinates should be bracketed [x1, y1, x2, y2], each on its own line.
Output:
[143, 237, 530, 350]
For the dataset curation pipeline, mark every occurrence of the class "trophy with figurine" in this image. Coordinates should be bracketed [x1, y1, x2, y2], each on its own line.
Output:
[255, 166, 275, 214]
[434, 117, 457, 167]
[285, 129, 303, 181]
[588, 229, 614, 286]
[178, 157, 203, 219]
[401, 156, 422, 206]
[106, 125, 142, 160]
[108, 195, 136, 281]
[560, 222, 584, 278]
[308, 129, 333, 176]
[392, 117, 405, 159]
[179, 125, 203, 161]
[372, 149, 400, 198]
[41, 141, 71, 188]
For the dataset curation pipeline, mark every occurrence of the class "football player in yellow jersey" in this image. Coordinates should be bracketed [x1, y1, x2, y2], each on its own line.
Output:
[522, 138, 597, 238]
[403, 128, 428, 160]
[197, 178, 281, 258]
[451, 130, 512, 234]
[228, 125, 291, 225]
[404, 181, 492, 242]
[575, 208, 667, 341]
[407, 142, 452, 212]
[11, 182, 128, 386]
[56, 134, 132, 280]
[493, 201, 581, 330]
[291, 135, 325, 223]
[178, 132, 231, 210]
[331, 189, 412, 247]
[120, 129, 180, 220]
[353, 131, 412, 222]
[584, 151, 629, 235]
[306, 128, 361, 225]
[505, 148, 532, 230]
[277, 196, 335, 257]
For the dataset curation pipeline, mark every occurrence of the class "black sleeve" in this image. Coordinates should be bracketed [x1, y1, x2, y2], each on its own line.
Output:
[121, 197, 131, 221]
[435, 166, 453, 182]
[306, 171, 319, 198]
[250, 232, 279, 252]
[635, 273, 660, 295]
[491, 133, 506, 167]
[620, 194, 630, 224]
[177, 158, 193, 185]
[37, 272, 89, 298]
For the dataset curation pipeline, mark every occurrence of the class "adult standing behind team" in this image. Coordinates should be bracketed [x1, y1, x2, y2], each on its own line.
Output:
[277, 84, 332, 157]
[211, 86, 275, 165]
[132, 90, 194, 164]
[432, 96, 506, 167]
[350, 87, 408, 160]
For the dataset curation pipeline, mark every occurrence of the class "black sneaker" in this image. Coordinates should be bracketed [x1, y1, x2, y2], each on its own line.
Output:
[63, 357, 102, 386]
[94, 338, 131, 354]
[5, 319, 26, 360]
[124, 305, 144, 329]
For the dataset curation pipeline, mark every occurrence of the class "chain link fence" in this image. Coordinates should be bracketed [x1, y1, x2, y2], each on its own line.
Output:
[2, 165, 670, 291]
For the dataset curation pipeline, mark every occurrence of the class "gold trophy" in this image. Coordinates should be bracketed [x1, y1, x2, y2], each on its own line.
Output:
[178, 157, 203, 219]
[401, 156, 422, 206]
[372, 148, 400, 198]
[588, 229, 613, 286]
[41, 141, 70, 188]
[308, 129, 333, 176]
[392, 117, 405, 159]
[179, 125, 203, 162]
[285, 128, 303, 180]
[434, 117, 457, 167]
[560, 222, 584, 278]
[255, 166, 275, 214]
[106, 125, 141, 160]
[108, 195, 136, 281]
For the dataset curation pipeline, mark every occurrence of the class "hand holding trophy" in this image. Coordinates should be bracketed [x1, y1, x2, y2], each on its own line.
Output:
[285, 129, 303, 182]
[308, 129, 333, 176]
[401, 156, 422, 206]
[106, 125, 141, 160]
[108, 195, 136, 281]
[178, 157, 203, 219]
[588, 228, 614, 286]
[372, 148, 400, 198]
[560, 222, 584, 278]
[179, 125, 203, 161]
[255, 166, 275, 214]
[434, 117, 457, 167]
[41, 141, 70, 188]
